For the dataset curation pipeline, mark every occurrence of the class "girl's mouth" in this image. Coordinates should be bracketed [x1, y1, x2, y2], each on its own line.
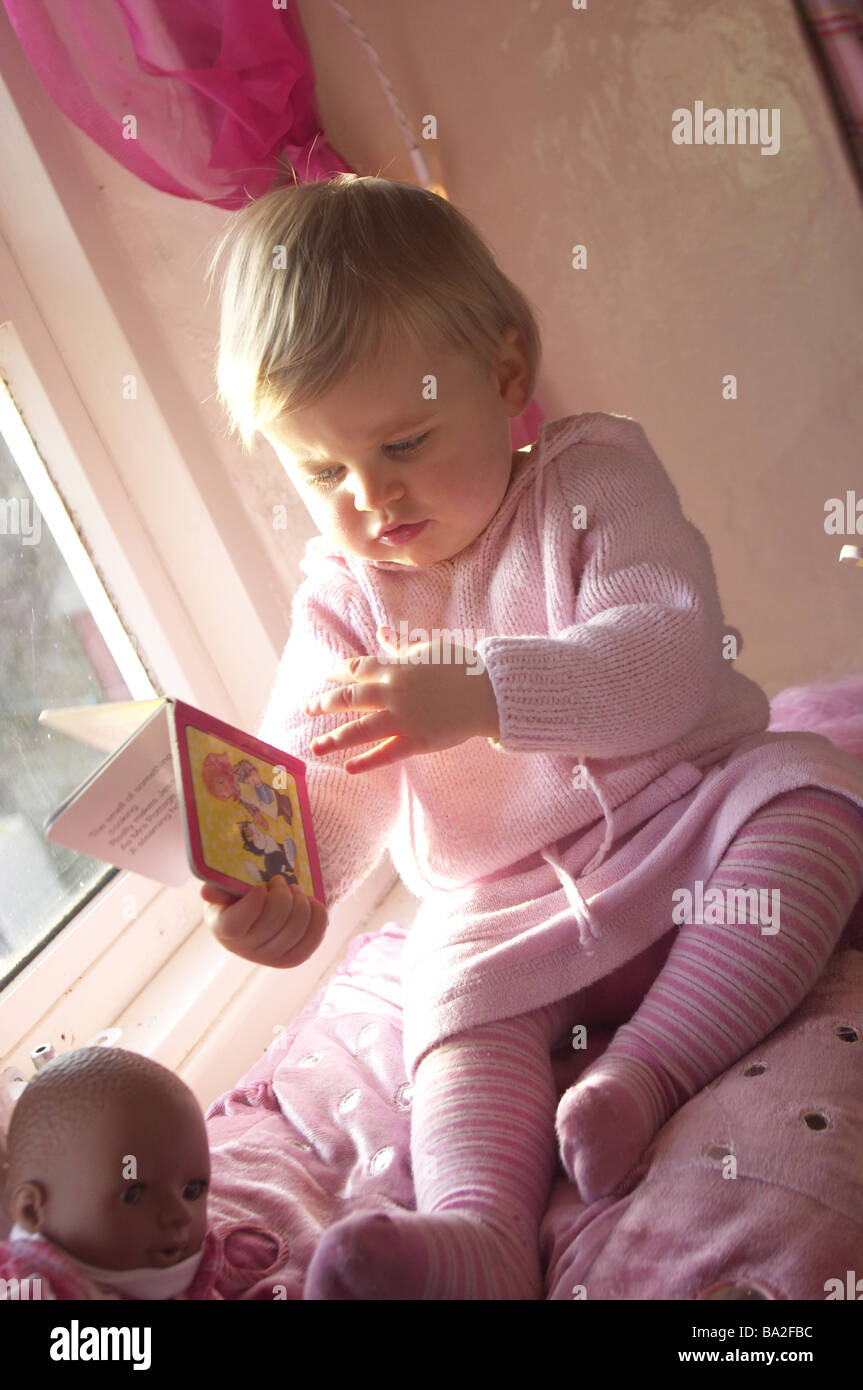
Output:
[378, 520, 429, 545]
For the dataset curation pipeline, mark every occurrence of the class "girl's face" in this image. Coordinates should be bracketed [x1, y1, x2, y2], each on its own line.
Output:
[267, 328, 530, 568]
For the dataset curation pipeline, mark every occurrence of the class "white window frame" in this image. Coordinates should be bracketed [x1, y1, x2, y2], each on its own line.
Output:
[0, 64, 401, 1112]
[0, 858, 400, 1115]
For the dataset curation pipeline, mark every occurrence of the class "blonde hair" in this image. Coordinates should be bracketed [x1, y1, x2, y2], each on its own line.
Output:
[207, 174, 541, 452]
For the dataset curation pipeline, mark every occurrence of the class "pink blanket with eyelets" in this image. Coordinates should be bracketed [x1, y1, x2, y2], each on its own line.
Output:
[200, 678, 863, 1301]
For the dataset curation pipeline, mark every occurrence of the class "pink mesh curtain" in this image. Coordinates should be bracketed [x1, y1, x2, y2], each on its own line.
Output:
[795, 0, 863, 184]
[1, 0, 354, 207]
[1, 0, 544, 445]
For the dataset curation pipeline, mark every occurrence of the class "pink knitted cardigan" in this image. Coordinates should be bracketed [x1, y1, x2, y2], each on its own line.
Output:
[259, 413, 863, 1079]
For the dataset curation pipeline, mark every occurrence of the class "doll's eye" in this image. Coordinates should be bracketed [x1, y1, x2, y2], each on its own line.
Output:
[122, 1183, 145, 1206]
[184, 1179, 208, 1201]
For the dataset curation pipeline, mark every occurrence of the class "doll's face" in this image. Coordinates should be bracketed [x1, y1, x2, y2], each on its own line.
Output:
[14, 1085, 210, 1271]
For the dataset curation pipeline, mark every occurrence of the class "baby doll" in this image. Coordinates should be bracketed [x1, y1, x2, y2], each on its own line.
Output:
[0, 1046, 222, 1300]
[201, 174, 863, 1300]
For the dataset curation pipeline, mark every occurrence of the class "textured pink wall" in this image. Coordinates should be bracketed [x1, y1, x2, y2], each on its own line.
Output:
[299, 0, 863, 696]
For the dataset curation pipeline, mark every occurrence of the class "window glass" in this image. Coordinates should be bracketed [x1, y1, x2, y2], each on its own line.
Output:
[0, 381, 155, 988]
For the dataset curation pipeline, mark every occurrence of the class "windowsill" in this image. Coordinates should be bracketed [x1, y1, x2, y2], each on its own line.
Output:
[115, 854, 409, 1112]
[1, 853, 417, 1117]
[177, 861, 420, 1112]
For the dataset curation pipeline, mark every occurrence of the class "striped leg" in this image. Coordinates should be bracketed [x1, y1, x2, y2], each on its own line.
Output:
[304, 994, 575, 1300]
[557, 787, 863, 1202]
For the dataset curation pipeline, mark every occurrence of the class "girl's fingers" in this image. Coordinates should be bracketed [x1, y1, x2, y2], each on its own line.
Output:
[203, 883, 266, 941]
[273, 895, 328, 968]
[343, 737, 404, 774]
[204, 873, 329, 969]
[227, 880, 313, 966]
[311, 711, 393, 755]
[199, 883, 242, 906]
[310, 677, 390, 715]
[252, 877, 307, 946]
[323, 653, 380, 683]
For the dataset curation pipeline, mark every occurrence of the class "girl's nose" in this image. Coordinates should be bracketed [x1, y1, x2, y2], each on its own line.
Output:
[351, 469, 405, 511]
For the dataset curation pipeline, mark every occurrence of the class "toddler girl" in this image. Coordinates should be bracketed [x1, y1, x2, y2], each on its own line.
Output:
[202, 175, 863, 1300]
[0, 1046, 221, 1299]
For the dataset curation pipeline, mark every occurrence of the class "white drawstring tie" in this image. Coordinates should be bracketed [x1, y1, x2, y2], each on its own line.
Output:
[540, 759, 617, 951]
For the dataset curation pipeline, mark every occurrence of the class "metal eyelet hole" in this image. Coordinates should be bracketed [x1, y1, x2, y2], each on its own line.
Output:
[699, 1281, 772, 1301]
[742, 1062, 767, 1076]
[221, 1226, 283, 1275]
[834, 1025, 860, 1043]
[801, 1110, 831, 1131]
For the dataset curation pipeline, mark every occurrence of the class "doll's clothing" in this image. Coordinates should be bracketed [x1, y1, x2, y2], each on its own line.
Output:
[1, 1224, 223, 1300]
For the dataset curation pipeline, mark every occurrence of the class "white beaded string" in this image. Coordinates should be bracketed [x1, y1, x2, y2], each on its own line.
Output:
[324, 0, 432, 187]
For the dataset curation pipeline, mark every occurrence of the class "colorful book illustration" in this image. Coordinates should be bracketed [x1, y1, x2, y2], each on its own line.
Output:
[40, 699, 325, 903]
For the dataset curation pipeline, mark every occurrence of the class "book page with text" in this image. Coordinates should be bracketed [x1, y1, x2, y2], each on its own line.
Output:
[44, 706, 190, 886]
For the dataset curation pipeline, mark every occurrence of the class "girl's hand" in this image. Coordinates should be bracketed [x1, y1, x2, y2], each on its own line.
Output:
[200, 877, 327, 968]
[304, 626, 500, 774]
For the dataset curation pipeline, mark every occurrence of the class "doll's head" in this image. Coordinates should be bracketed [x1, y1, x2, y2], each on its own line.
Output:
[208, 174, 541, 567]
[1, 1046, 210, 1272]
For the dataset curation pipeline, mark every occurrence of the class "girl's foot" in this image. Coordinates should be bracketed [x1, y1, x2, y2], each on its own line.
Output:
[556, 1054, 679, 1202]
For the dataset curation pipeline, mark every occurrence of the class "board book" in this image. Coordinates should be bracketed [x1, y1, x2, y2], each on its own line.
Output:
[40, 698, 325, 902]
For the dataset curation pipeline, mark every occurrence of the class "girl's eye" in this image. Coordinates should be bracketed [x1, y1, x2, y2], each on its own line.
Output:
[308, 469, 340, 490]
[386, 433, 427, 455]
[307, 434, 427, 490]
[184, 1179, 208, 1201]
[122, 1183, 144, 1206]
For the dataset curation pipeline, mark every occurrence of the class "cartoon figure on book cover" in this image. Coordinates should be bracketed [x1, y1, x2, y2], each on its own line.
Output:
[194, 745, 310, 892]
[231, 759, 295, 826]
[239, 820, 299, 886]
